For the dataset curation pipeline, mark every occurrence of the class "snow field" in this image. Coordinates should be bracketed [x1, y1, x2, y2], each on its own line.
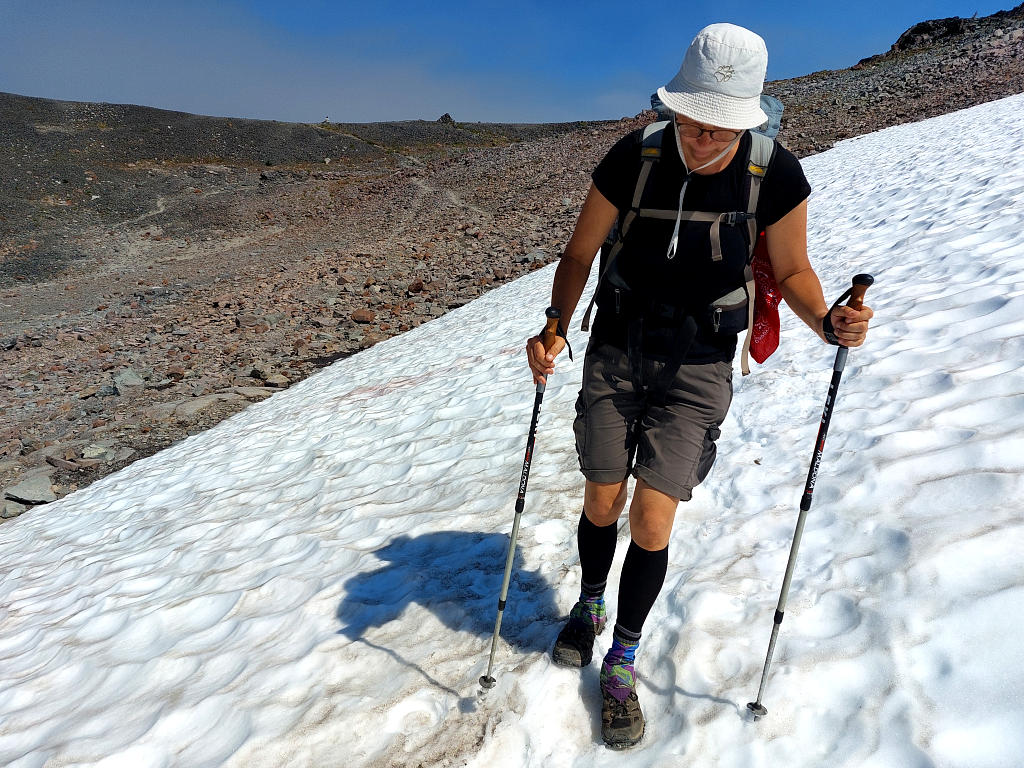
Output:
[2, 94, 1024, 767]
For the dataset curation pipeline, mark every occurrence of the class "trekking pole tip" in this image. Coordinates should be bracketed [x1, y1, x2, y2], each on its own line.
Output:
[479, 675, 496, 690]
[746, 701, 768, 719]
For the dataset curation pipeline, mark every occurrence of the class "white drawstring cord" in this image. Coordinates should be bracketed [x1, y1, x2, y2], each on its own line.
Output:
[666, 125, 742, 260]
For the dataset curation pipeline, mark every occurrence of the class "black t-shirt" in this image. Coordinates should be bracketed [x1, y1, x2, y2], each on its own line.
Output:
[590, 126, 811, 361]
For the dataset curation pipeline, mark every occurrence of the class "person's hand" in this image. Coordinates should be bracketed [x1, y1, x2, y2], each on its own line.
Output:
[526, 334, 566, 386]
[828, 303, 873, 347]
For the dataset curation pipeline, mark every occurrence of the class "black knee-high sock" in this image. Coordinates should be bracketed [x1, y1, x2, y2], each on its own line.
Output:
[578, 510, 618, 597]
[614, 540, 669, 641]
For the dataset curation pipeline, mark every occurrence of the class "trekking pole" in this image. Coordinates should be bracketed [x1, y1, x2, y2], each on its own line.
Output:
[479, 307, 562, 690]
[747, 274, 873, 719]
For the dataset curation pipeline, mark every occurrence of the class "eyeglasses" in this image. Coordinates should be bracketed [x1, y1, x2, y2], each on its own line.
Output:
[675, 120, 742, 143]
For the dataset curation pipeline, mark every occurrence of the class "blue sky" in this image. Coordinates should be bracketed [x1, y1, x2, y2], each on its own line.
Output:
[0, 1, 1012, 123]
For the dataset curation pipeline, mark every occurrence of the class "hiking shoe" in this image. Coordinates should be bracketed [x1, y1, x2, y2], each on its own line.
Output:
[551, 599, 607, 667]
[600, 651, 645, 749]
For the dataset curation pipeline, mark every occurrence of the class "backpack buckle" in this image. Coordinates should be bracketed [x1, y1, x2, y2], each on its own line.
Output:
[723, 212, 751, 226]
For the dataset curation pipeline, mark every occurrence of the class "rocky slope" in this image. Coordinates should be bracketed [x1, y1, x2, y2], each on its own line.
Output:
[769, 4, 1024, 154]
[3, 5, 1024, 520]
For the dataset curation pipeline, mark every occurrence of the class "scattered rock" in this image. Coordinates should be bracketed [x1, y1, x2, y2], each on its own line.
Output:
[2, 499, 29, 519]
[250, 362, 275, 381]
[112, 447, 137, 463]
[113, 368, 146, 396]
[78, 384, 101, 399]
[82, 444, 117, 462]
[231, 387, 277, 401]
[352, 308, 376, 324]
[171, 393, 244, 419]
[45, 455, 80, 471]
[5, 472, 58, 504]
[517, 250, 546, 265]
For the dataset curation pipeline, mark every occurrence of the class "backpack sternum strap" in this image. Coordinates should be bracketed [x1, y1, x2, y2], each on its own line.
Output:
[637, 210, 755, 261]
[698, 211, 757, 262]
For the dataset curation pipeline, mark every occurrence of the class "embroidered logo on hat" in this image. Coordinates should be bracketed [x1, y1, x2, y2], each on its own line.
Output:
[714, 65, 735, 82]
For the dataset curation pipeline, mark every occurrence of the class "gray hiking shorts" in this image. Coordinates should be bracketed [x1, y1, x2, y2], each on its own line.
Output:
[573, 342, 733, 501]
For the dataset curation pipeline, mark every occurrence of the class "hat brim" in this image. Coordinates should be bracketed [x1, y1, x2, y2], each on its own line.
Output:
[657, 86, 768, 131]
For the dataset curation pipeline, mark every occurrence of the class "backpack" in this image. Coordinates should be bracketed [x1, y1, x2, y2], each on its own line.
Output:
[581, 94, 785, 375]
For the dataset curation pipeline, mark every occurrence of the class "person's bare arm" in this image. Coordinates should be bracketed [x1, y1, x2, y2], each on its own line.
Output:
[527, 184, 619, 384]
[765, 200, 873, 346]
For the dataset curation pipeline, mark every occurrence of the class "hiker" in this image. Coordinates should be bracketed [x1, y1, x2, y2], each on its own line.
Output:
[525, 23, 873, 748]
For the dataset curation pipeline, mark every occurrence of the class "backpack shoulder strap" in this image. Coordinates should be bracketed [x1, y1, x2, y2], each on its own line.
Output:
[641, 120, 668, 153]
[739, 131, 777, 375]
[580, 121, 669, 332]
[633, 119, 668, 207]
[746, 132, 774, 207]
[739, 131, 776, 251]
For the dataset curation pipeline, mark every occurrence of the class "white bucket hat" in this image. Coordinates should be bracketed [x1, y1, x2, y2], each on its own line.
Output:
[657, 23, 768, 130]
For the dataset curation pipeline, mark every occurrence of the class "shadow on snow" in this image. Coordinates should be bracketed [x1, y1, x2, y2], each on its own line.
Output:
[336, 530, 562, 653]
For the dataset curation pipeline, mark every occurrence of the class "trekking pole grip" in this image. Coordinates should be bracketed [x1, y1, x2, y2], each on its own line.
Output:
[542, 307, 561, 351]
[847, 274, 874, 311]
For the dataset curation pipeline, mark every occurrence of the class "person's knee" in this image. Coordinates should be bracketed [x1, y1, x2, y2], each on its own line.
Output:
[628, 481, 678, 550]
[584, 480, 628, 526]
[629, 521, 671, 551]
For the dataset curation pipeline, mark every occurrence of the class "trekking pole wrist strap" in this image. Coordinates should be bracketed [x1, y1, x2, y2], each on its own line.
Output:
[821, 288, 853, 346]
